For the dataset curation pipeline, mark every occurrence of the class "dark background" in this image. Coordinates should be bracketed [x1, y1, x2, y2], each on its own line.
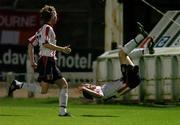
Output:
[0, 0, 180, 73]
[122, 0, 180, 43]
[0, 0, 180, 49]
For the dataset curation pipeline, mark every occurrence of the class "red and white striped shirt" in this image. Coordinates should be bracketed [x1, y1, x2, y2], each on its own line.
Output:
[28, 24, 56, 58]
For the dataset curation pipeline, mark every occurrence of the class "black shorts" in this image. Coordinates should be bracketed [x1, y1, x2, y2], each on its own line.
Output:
[126, 65, 141, 89]
[36, 56, 63, 84]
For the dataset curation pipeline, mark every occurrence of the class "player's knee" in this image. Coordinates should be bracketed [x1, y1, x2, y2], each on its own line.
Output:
[56, 78, 69, 88]
[119, 48, 123, 55]
[63, 83, 68, 89]
[61, 78, 69, 88]
[119, 48, 126, 59]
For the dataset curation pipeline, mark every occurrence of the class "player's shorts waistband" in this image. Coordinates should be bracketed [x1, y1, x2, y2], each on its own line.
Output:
[39, 56, 55, 60]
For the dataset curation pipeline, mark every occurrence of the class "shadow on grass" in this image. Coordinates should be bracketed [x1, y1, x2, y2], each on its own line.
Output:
[81, 114, 119, 117]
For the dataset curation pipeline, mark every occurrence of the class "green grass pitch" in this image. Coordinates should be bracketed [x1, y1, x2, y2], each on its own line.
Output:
[0, 98, 180, 125]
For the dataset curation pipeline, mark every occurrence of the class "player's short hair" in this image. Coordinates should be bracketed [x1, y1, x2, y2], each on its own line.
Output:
[82, 90, 94, 100]
[40, 5, 56, 23]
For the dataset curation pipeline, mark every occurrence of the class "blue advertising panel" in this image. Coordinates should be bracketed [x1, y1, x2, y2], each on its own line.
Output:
[155, 36, 170, 47]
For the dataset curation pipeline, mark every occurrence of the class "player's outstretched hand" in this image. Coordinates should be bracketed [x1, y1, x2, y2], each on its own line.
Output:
[63, 45, 71, 54]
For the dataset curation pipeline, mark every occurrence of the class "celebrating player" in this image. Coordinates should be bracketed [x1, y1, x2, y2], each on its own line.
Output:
[8, 5, 71, 116]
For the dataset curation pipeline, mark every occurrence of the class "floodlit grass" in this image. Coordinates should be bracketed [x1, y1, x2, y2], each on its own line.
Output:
[0, 98, 180, 125]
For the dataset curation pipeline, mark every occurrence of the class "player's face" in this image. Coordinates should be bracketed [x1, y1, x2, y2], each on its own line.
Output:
[51, 11, 57, 25]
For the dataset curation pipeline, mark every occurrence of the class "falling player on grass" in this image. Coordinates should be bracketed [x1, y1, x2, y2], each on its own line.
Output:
[81, 23, 155, 101]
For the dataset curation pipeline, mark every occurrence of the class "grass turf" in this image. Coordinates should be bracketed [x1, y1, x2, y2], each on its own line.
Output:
[0, 98, 180, 125]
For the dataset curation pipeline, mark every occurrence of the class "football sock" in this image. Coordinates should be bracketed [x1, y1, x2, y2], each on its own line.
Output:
[59, 88, 68, 115]
[122, 34, 144, 54]
[21, 82, 42, 93]
[128, 48, 145, 59]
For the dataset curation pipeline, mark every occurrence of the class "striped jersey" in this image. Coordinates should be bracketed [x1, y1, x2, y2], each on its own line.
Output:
[28, 24, 56, 58]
